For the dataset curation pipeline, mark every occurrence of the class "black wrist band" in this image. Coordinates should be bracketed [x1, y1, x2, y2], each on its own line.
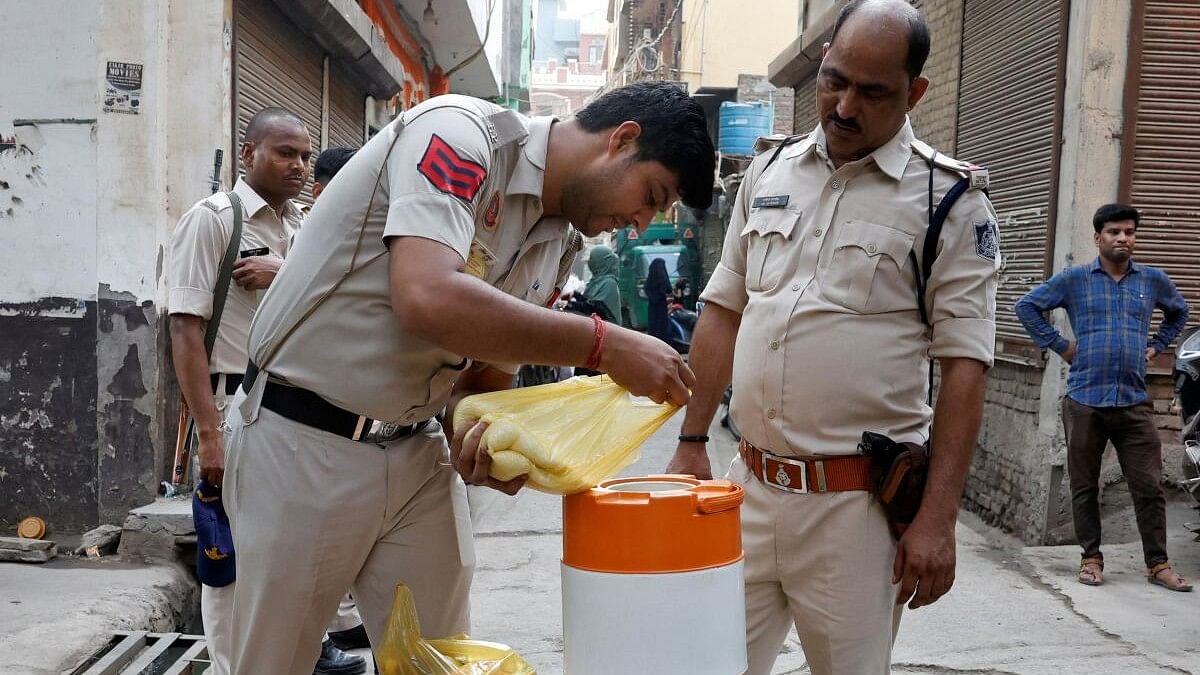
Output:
[678, 434, 709, 443]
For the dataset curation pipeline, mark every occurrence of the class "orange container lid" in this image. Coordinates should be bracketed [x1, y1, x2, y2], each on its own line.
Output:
[563, 475, 743, 574]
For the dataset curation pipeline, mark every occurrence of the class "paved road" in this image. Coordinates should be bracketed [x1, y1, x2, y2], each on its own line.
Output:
[463, 407, 1200, 674]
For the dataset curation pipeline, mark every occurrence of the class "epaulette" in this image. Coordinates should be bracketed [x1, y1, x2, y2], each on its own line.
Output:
[757, 132, 809, 155]
[199, 191, 233, 214]
[911, 139, 989, 191]
[754, 133, 791, 155]
[485, 109, 529, 148]
[758, 132, 811, 173]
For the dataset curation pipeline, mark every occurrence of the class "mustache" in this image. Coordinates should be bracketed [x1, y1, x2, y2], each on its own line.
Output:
[827, 112, 861, 131]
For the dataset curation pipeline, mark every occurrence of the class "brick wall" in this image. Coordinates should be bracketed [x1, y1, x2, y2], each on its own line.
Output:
[962, 361, 1059, 543]
[962, 362, 1187, 544]
[772, 87, 795, 135]
[737, 74, 795, 136]
[792, 74, 818, 135]
[908, 0, 963, 154]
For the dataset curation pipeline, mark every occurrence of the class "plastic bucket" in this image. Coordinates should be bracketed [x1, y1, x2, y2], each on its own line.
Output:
[562, 475, 746, 674]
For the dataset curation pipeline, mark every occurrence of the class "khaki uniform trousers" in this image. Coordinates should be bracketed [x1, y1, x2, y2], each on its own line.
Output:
[199, 381, 367, 675]
[200, 382, 237, 675]
[728, 456, 903, 675]
[223, 384, 474, 675]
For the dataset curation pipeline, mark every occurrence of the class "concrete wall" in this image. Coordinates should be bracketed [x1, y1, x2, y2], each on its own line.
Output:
[679, 0, 801, 91]
[0, 0, 230, 532]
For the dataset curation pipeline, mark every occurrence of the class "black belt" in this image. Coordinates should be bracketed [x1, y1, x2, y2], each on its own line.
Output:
[243, 362, 428, 442]
[210, 373, 244, 396]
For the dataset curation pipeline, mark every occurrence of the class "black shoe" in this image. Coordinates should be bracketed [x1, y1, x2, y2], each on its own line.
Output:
[313, 638, 366, 675]
[327, 624, 371, 651]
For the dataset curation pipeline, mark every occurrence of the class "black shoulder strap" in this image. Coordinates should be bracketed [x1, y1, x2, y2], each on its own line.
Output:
[910, 150, 973, 328]
[203, 190, 244, 357]
[762, 134, 805, 172]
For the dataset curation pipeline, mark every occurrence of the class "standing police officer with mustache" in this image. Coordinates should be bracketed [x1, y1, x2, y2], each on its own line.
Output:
[666, 1, 1001, 672]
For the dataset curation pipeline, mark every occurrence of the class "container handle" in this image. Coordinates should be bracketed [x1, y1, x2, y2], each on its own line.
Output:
[696, 487, 743, 514]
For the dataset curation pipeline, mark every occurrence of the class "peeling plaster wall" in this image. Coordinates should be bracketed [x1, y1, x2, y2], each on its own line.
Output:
[0, 1, 230, 531]
[0, 3, 103, 532]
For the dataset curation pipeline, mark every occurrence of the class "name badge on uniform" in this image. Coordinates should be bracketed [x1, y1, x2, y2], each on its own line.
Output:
[752, 195, 790, 209]
[465, 239, 497, 279]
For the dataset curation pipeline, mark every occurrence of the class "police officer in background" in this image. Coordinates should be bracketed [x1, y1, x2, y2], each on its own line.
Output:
[665, 1, 1000, 672]
[168, 109, 365, 675]
[222, 82, 715, 673]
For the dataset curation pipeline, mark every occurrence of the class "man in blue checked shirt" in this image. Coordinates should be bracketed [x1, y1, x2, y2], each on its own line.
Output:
[1016, 203, 1192, 592]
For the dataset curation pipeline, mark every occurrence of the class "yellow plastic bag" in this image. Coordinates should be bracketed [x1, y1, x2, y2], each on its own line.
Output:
[377, 584, 536, 675]
[453, 375, 679, 495]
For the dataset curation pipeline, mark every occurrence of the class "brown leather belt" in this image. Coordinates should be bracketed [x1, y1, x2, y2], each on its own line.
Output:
[739, 440, 873, 494]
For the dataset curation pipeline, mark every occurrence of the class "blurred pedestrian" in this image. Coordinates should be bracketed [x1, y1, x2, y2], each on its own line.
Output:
[582, 245, 621, 323]
[645, 257, 672, 343]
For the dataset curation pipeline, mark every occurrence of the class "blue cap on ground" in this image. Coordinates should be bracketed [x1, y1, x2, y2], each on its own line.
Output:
[193, 479, 236, 587]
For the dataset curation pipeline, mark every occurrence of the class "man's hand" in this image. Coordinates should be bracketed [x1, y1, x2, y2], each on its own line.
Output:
[450, 419, 527, 496]
[665, 441, 714, 479]
[1146, 346, 1158, 363]
[892, 515, 956, 610]
[196, 428, 226, 486]
[600, 326, 695, 406]
[1061, 341, 1077, 363]
[232, 255, 282, 290]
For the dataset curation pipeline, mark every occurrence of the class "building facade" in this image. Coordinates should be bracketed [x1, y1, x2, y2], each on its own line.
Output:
[530, 3, 607, 117]
[0, 0, 517, 531]
[603, 0, 684, 88]
[768, 0, 1200, 543]
[676, 0, 799, 93]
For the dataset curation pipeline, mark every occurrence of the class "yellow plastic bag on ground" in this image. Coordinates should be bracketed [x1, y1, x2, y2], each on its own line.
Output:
[377, 584, 535, 675]
[453, 375, 679, 495]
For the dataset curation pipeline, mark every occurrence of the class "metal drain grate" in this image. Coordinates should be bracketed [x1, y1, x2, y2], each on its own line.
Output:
[71, 631, 210, 675]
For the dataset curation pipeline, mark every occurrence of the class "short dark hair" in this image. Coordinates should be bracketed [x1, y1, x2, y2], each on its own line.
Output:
[244, 107, 306, 144]
[830, 0, 931, 81]
[575, 82, 715, 210]
[314, 147, 357, 185]
[1093, 203, 1140, 233]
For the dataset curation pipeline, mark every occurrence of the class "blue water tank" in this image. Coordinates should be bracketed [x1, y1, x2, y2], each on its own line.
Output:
[718, 102, 772, 157]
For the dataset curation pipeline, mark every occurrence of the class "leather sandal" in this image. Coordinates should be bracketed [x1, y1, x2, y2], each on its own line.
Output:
[1147, 562, 1194, 592]
[1078, 557, 1104, 586]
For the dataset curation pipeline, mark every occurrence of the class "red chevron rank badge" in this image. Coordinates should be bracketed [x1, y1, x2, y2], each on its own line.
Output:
[418, 134, 487, 202]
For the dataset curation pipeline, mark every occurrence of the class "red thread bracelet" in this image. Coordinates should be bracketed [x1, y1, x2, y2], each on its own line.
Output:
[585, 313, 606, 370]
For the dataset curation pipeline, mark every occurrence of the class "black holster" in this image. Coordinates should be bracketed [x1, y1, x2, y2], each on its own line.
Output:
[858, 431, 930, 538]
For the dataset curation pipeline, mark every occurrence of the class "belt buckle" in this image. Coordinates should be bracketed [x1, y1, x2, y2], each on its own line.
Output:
[765, 454, 809, 494]
[356, 419, 410, 444]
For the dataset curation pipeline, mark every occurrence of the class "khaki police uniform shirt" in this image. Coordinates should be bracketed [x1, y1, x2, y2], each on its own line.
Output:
[246, 95, 577, 424]
[167, 178, 302, 375]
[702, 119, 1000, 457]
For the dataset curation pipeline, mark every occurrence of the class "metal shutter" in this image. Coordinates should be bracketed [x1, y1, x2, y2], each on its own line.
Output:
[956, 0, 1066, 346]
[1123, 1, 1200, 319]
[328, 63, 366, 150]
[234, 0, 323, 204]
[792, 73, 819, 136]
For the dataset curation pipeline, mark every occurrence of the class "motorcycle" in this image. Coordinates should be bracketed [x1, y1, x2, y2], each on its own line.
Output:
[1172, 327, 1200, 540]
[667, 302, 697, 354]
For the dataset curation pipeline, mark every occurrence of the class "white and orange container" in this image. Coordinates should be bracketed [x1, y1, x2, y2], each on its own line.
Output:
[561, 475, 747, 674]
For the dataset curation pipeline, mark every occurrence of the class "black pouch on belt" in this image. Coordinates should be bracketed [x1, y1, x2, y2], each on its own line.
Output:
[858, 431, 930, 538]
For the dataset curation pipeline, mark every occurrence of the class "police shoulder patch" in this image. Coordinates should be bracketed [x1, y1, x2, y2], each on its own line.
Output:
[974, 219, 999, 261]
